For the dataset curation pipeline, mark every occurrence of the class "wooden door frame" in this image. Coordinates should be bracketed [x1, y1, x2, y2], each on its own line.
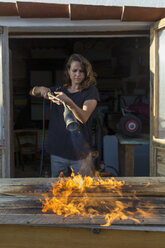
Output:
[0, 26, 11, 177]
[150, 17, 165, 176]
[1, 24, 150, 178]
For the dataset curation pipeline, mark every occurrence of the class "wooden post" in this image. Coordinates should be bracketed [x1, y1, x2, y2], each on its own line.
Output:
[0, 27, 11, 178]
[150, 18, 165, 176]
[119, 144, 134, 176]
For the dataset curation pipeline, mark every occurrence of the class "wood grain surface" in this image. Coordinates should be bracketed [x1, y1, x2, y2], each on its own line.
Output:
[0, 177, 165, 228]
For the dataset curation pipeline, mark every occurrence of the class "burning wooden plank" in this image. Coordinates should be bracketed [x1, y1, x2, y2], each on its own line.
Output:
[1, 177, 165, 197]
[0, 177, 165, 227]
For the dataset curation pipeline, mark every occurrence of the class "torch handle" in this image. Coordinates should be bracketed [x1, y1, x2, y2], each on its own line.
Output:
[47, 92, 65, 106]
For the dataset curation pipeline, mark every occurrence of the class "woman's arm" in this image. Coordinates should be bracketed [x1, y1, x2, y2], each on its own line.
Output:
[53, 91, 97, 123]
[69, 99, 97, 124]
[29, 86, 51, 99]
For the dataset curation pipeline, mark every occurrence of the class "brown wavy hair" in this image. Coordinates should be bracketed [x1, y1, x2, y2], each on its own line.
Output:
[64, 54, 96, 91]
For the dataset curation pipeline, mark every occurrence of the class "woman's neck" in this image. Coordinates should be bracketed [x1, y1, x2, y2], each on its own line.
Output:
[67, 84, 80, 93]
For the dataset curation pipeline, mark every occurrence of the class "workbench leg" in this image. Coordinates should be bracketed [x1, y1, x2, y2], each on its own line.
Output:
[118, 144, 134, 176]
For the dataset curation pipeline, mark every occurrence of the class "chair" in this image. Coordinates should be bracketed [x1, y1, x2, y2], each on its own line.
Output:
[15, 131, 38, 170]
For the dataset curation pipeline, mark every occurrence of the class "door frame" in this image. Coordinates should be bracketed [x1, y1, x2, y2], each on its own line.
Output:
[1, 21, 151, 178]
[150, 17, 165, 176]
[0, 26, 11, 177]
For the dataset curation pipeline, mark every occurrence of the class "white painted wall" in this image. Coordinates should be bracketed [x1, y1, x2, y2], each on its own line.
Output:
[0, 0, 165, 7]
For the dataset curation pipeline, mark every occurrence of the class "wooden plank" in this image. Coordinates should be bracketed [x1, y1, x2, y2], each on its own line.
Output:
[70, 4, 122, 20]
[0, 178, 164, 196]
[118, 144, 126, 176]
[150, 21, 156, 176]
[0, 196, 164, 221]
[0, 2, 18, 16]
[117, 134, 149, 145]
[0, 213, 165, 226]
[150, 38, 154, 173]
[1, 225, 165, 248]
[153, 17, 165, 31]
[17, 2, 69, 18]
[0, 195, 164, 209]
[125, 145, 134, 176]
[1, 176, 165, 184]
[1, 177, 165, 193]
[2, 182, 165, 197]
[10, 30, 149, 38]
[0, 149, 2, 177]
[123, 7, 165, 22]
[0, 27, 10, 177]
[154, 25, 159, 139]
[0, 177, 165, 227]
[0, 29, 3, 177]
[118, 144, 134, 176]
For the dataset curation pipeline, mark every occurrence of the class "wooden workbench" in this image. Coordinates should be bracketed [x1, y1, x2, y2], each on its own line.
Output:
[117, 134, 149, 176]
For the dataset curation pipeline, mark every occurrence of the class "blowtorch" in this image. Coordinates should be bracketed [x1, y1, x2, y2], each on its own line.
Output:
[48, 92, 79, 132]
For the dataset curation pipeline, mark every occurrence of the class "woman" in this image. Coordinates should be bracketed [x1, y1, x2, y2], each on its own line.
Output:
[30, 54, 100, 177]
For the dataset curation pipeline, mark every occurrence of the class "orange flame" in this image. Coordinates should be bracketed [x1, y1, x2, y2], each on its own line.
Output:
[41, 172, 156, 226]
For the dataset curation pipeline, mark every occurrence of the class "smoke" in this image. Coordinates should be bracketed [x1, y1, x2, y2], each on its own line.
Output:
[70, 130, 96, 176]
[70, 130, 89, 157]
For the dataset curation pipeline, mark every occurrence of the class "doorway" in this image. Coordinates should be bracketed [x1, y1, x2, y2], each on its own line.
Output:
[9, 36, 150, 178]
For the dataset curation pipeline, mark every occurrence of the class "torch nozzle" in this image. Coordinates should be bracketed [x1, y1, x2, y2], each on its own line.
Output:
[48, 92, 79, 132]
[63, 105, 79, 132]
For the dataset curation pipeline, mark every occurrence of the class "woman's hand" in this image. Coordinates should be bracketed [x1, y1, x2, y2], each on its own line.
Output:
[40, 87, 51, 99]
[30, 86, 50, 99]
[50, 91, 72, 106]
[48, 95, 61, 105]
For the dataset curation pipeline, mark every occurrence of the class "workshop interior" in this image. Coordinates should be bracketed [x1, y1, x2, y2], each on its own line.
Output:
[10, 37, 150, 178]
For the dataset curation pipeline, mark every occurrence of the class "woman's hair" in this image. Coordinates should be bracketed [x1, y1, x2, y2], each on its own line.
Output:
[64, 54, 96, 91]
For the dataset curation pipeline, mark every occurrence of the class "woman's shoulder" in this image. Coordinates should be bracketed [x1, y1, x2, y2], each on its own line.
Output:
[82, 86, 100, 101]
[83, 85, 99, 94]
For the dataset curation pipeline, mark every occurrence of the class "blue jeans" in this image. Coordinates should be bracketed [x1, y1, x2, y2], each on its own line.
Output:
[50, 154, 94, 177]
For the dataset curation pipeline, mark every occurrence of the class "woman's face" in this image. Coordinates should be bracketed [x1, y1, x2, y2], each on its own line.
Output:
[68, 61, 85, 85]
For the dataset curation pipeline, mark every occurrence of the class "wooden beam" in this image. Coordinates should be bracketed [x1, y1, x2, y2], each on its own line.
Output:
[9, 30, 149, 38]
[0, 2, 18, 16]
[1, 225, 165, 248]
[70, 4, 122, 20]
[123, 6, 165, 22]
[17, 2, 69, 18]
